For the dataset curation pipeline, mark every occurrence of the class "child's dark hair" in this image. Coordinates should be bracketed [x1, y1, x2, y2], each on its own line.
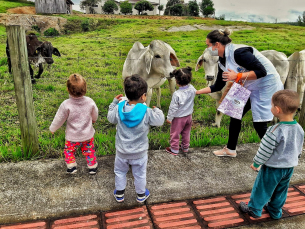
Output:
[124, 74, 148, 101]
[272, 89, 300, 114]
[170, 66, 192, 86]
[67, 73, 87, 97]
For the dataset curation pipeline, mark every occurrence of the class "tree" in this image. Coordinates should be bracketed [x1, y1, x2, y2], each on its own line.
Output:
[80, 0, 101, 14]
[164, 0, 180, 15]
[171, 4, 183, 16]
[188, 0, 199, 17]
[102, 0, 118, 14]
[134, 0, 154, 15]
[200, 0, 215, 17]
[120, 0, 132, 15]
[297, 11, 305, 26]
[158, 4, 164, 14]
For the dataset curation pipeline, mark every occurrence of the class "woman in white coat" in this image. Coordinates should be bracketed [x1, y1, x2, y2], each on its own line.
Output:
[196, 29, 283, 157]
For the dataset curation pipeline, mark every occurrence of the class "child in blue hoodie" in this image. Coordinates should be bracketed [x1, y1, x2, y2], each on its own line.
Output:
[107, 74, 165, 203]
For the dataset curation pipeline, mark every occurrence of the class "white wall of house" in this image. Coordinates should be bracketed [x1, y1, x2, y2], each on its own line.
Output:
[85, 1, 159, 15]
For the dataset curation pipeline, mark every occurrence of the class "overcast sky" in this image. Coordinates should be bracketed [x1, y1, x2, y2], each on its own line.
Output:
[72, 0, 305, 22]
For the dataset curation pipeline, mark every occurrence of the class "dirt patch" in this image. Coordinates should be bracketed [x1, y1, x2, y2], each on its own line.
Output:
[0, 14, 67, 34]
[7, 6, 36, 15]
[162, 24, 256, 32]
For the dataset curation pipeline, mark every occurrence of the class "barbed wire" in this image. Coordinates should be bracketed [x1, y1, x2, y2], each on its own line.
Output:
[1, 32, 305, 45]
[2, 56, 305, 62]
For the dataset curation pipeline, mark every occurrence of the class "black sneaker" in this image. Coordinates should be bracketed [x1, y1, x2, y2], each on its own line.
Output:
[67, 167, 77, 174]
[239, 201, 260, 218]
[89, 167, 98, 175]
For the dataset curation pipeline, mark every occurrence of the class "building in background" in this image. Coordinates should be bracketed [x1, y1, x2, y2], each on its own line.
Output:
[85, 0, 159, 15]
[36, 0, 74, 14]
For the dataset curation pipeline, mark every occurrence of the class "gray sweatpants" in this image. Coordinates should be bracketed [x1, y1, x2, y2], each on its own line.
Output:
[114, 154, 148, 194]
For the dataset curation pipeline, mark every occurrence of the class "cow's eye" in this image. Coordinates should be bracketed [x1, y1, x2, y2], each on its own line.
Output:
[155, 55, 161, 58]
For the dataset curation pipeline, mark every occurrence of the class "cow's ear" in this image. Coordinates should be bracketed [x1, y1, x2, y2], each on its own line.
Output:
[170, 53, 180, 67]
[35, 46, 42, 55]
[144, 50, 153, 74]
[53, 48, 61, 57]
[195, 54, 204, 71]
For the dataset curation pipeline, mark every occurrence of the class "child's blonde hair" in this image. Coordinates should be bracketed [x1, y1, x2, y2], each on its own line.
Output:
[67, 73, 87, 97]
[272, 89, 299, 114]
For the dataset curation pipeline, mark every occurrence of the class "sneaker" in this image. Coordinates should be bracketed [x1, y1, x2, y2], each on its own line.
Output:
[180, 145, 189, 153]
[239, 202, 260, 218]
[213, 146, 237, 157]
[165, 147, 178, 156]
[89, 167, 98, 175]
[137, 189, 150, 203]
[113, 189, 125, 203]
[67, 167, 77, 174]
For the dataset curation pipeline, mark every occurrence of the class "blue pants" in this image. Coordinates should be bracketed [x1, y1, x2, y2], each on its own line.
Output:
[248, 165, 294, 219]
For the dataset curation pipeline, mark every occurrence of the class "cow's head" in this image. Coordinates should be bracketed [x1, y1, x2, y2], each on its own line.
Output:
[36, 41, 61, 65]
[142, 40, 180, 79]
[196, 48, 219, 84]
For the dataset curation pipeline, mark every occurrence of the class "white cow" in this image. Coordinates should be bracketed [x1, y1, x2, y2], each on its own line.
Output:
[196, 49, 289, 127]
[286, 49, 305, 105]
[122, 40, 180, 107]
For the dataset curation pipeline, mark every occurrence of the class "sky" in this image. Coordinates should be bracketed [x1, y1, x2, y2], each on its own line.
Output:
[71, 0, 305, 23]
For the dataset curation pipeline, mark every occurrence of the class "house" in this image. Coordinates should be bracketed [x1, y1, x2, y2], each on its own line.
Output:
[35, 0, 74, 14]
[85, 0, 159, 15]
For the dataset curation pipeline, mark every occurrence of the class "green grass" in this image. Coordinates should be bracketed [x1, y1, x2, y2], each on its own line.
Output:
[0, 0, 34, 13]
[1, 16, 305, 161]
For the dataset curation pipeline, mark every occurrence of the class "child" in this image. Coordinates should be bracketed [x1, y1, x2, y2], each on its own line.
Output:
[107, 74, 164, 203]
[240, 89, 304, 219]
[165, 67, 197, 156]
[49, 73, 99, 175]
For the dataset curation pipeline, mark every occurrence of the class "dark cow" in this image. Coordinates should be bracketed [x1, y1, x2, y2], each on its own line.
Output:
[6, 33, 61, 83]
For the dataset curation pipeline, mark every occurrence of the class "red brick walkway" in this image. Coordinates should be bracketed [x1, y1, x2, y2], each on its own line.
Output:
[1, 184, 305, 229]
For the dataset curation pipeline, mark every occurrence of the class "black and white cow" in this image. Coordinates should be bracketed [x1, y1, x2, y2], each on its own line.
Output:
[6, 33, 61, 83]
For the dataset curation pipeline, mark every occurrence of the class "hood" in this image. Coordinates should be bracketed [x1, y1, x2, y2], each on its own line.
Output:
[118, 101, 147, 128]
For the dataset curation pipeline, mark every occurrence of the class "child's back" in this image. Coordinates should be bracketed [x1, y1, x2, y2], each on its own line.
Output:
[254, 121, 303, 169]
[108, 99, 164, 159]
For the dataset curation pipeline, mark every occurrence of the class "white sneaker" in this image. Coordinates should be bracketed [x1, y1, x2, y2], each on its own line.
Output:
[213, 146, 237, 157]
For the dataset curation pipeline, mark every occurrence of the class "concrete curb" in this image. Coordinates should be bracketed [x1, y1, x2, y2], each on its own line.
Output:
[0, 143, 304, 225]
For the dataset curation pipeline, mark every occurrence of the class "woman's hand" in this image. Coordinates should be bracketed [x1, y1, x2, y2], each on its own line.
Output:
[222, 69, 238, 82]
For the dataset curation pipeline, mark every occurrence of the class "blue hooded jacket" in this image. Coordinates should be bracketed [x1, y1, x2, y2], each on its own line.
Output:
[118, 101, 147, 128]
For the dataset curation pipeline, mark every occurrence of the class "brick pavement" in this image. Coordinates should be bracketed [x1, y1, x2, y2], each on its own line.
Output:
[1, 183, 305, 229]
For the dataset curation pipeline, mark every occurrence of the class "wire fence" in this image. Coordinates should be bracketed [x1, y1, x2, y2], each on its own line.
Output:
[1, 34, 305, 159]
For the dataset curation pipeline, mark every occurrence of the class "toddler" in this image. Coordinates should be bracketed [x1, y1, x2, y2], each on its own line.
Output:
[107, 74, 164, 203]
[166, 67, 197, 155]
[50, 73, 98, 174]
[240, 89, 304, 219]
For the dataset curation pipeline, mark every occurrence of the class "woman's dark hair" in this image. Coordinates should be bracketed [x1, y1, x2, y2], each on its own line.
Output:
[170, 66, 192, 86]
[124, 74, 148, 101]
[67, 73, 87, 97]
[207, 28, 232, 45]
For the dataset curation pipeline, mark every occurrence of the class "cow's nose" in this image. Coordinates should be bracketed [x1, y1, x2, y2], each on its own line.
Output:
[206, 75, 214, 81]
[47, 59, 54, 64]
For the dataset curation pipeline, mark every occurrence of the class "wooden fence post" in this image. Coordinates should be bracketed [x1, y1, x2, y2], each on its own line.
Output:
[7, 25, 39, 156]
[299, 92, 305, 128]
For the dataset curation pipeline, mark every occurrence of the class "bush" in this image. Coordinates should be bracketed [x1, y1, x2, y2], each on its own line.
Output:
[89, 18, 99, 30]
[32, 25, 40, 33]
[43, 28, 59, 36]
[81, 19, 90, 32]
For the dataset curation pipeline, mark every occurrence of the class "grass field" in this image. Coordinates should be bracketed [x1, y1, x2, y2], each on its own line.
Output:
[0, 0, 34, 13]
[1, 16, 305, 161]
